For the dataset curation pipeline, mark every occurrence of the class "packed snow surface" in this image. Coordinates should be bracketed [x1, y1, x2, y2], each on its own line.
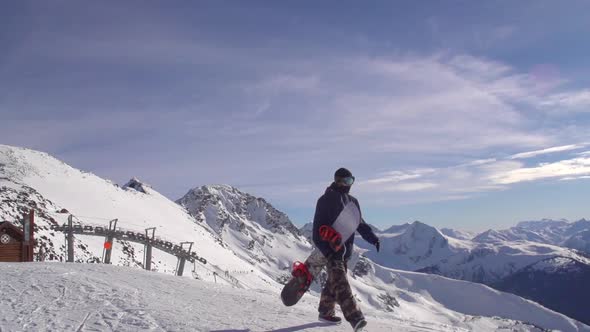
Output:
[1, 262, 586, 332]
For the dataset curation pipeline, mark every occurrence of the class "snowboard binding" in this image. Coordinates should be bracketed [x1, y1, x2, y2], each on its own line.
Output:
[281, 260, 315, 306]
[291, 261, 312, 290]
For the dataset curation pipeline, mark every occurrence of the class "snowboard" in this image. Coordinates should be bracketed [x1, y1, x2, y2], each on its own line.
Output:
[280, 261, 313, 306]
[280, 250, 328, 306]
[331, 197, 361, 246]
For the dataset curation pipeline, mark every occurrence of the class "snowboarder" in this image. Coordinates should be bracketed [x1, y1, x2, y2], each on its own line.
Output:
[313, 168, 380, 331]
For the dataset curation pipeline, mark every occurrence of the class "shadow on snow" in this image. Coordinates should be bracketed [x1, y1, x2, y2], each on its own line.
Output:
[210, 322, 334, 332]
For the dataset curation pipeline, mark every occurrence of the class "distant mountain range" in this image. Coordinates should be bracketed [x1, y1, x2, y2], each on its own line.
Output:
[312, 218, 590, 324]
[472, 218, 590, 251]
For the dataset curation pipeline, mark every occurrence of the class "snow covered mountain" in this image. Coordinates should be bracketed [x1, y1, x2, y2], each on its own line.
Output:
[493, 256, 590, 326]
[308, 215, 590, 325]
[564, 230, 590, 253]
[440, 227, 476, 240]
[356, 221, 470, 271]
[517, 219, 571, 233]
[472, 227, 549, 244]
[2, 144, 589, 330]
[474, 219, 590, 254]
[349, 220, 590, 325]
[176, 184, 311, 277]
[3, 262, 588, 331]
[301, 221, 314, 241]
[353, 220, 589, 283]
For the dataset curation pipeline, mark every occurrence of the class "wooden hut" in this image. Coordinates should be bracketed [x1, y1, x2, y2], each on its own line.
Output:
[0, 211, 35, 262]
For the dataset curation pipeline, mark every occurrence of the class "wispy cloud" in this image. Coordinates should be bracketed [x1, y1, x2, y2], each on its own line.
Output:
[355, 145, 590, 205]
[2, 2, 590, 221]
[383, 182, 438, 192]
[489, 156, 590, 185]
[540, 90, 590, 112]
[240, 53, 564, 157]
[358, 169, 438, 193]
[4, 48, 590, 208]
[460, 159, 498, 167]
[362, 169, 435, 185]
[509, 144, 588, 159]
[560, 176, 590, 181]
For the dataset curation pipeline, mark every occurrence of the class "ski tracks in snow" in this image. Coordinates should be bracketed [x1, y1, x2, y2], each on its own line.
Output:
[1, 263, 563, 332]
[0, 263, 436, 332]
[1, 264, 165, 331]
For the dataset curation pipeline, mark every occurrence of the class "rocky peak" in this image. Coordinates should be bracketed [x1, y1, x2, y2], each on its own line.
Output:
[300, 222, 313, 242]
[122, 178, 151, 194]
[472, 229, 507, 243]
[564, 230, 590, 253]
[176, 184, 310, 268]
[176, 184, 301, 237]
[516, 219, 569, 231]
[526, 256, 584, 273]
[566, 219, 590, 235]
[440, 228, 475, 240]
[401, 221, 445, 240]
[382, 223, 411, 234]
[391, 221, 450, 260]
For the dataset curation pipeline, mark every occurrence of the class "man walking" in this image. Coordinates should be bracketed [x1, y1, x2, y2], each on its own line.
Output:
[312, 168, 380, 331]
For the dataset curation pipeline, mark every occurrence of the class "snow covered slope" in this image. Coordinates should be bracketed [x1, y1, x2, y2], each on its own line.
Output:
[493, 256, 590, 326]
[472, 228, 548, 244]
[0, 144, 278, 289]
[564, 230, 590, 253]
[440, 228, 476, 240]
[2, 262, 587, 332]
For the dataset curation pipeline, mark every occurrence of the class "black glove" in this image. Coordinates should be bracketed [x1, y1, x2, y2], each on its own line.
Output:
[374, 240, 380, 252]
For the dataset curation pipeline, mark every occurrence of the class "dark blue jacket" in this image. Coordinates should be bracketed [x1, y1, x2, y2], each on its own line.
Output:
[312, 183, 379, 260]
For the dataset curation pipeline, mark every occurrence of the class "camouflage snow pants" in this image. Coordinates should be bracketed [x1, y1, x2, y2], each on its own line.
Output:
[305, 249, 364, 324]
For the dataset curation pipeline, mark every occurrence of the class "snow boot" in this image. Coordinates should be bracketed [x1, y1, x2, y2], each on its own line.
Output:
[318, 314, 342, 324]
[352, 319, 367, 331]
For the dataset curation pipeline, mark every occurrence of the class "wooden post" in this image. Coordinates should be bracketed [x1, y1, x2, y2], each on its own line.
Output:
[67, 215, 74, 262]
[21, 216, 26, 262]
[20, 211, 35, 262]
[28, 210, 35, 262]
[144, 228, 155, 271]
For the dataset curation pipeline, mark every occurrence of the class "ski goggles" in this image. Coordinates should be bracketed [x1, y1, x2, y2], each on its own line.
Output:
[336, 176, 355, 186]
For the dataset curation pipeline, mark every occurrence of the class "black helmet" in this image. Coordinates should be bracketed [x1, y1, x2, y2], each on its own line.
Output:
[334, 168, 355, 186]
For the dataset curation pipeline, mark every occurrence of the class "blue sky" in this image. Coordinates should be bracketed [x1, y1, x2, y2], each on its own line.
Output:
[2, 1, 590, 231]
